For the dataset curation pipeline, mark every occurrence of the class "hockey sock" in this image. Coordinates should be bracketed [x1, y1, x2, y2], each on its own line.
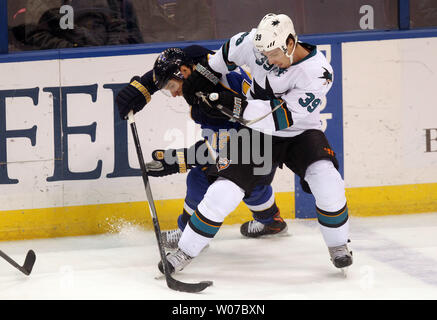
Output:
[179, 177, 244, 257]
[317, 204, 350, 247]
[179, 209, 223, 257]
[304, 160, 349, 247]
[177, 208, 192, 231]
[179, 223, 216, 258]
[251, 202, 280, 224]
[243, 185, 279, 224]
[188, 209, 223, 239]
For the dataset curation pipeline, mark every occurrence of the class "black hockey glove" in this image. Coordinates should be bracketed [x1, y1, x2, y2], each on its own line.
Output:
[182, 63, 221, 106]
[145, 148, 189, 177]
[199, 91, 248, 121]
[145, 139, 212, 176]
[116, 76, 152, 120]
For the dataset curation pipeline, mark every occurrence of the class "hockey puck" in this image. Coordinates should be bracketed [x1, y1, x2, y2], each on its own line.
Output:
[209, 93, 219, 101]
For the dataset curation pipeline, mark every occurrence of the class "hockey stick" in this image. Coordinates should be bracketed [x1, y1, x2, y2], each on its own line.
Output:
[0, 249, 36, 276]
[127, 111, 213, 293]
[192, 63, 285, 127]
[196, 92, 284, 127]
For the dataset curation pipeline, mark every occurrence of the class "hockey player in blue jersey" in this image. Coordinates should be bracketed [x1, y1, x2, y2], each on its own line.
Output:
[116, 45, 288, 249]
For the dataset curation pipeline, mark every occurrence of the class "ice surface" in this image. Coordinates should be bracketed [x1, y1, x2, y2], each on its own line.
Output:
[1, 213, 437, 300]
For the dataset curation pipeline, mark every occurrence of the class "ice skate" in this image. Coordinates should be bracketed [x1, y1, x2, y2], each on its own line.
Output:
[158, 248, 193, 275]
[328, 242, 353, 277]
[161, 228, 209, 254]
[161, 228, 182, 250]
[240, 212, 288, 238]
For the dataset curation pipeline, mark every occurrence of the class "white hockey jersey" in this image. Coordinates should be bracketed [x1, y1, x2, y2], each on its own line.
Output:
[209, 28, 334, 138]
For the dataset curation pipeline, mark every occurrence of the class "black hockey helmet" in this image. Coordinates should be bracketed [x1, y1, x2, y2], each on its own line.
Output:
[153, 48, 188, 89]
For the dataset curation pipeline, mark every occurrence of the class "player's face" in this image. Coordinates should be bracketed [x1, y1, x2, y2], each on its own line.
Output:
[180, 65, 192, 79]
[263, 48, 290, 68]
[163, 78, 183, 97]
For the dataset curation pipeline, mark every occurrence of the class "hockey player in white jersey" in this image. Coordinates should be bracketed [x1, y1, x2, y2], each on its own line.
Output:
[160, 13, 352, 275]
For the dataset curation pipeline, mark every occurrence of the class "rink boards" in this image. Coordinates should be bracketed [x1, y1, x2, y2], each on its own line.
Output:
[0, 33, 436, 240]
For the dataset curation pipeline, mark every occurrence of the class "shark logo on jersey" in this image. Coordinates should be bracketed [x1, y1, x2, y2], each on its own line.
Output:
[250, 77, 275, 101]
[319, 67, 333, 85]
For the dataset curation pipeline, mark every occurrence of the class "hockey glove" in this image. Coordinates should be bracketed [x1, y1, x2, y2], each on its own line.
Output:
[200, 91, 248, 121]
[116, 76, 152, 120]
[182, 63, 221, 106]
[145, 148, 189, 177]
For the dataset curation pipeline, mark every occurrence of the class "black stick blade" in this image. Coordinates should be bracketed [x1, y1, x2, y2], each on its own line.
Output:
[22, 250, 36, 275]
[167, 277, 213, 293]
[0, 249, 36, 276]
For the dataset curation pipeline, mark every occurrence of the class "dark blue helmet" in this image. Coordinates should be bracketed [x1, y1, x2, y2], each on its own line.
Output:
[153, 48, 188, 89]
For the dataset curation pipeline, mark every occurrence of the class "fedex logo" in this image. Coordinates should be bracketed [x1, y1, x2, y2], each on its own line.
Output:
[0, 83, 140, 184]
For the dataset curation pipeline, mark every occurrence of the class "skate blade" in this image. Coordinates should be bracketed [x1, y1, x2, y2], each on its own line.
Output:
[270, 223, 290, 237]
[260, 228, 291, 239]
[274, 229, 291, 237]
[155, 273, 166, 280]
[340, 267, 349, 278]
